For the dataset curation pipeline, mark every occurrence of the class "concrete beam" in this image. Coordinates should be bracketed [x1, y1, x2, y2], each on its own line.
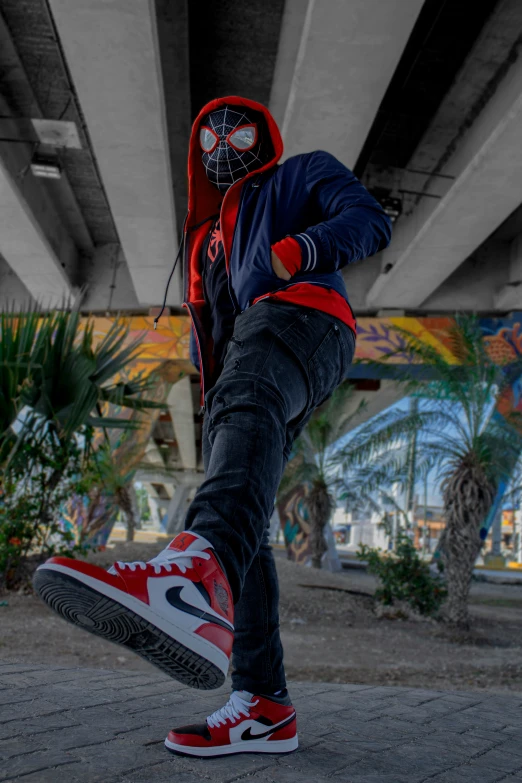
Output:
[367, 16, 522, 309]
[167, 376, 197, 471]
[48, 0, 181, 307]
[0, 151, 76, 305]
[495, 234, 522, 311]
[0, 10, 94, 256]
[271, 0, 424, 166]
[143, 441, 166, 469]
[0, 254, 33, 310]
[81, 244, 139, 312]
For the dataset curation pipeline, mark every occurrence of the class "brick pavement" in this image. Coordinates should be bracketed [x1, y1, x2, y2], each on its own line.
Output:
[0, 662, 521, 782]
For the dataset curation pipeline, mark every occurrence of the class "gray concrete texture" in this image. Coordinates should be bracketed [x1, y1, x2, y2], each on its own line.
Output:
[48, 0, 181, 308]
[1, 663, 522, 782]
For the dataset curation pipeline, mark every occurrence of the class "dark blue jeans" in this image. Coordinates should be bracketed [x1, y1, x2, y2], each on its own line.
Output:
[185, 299, 355, 692]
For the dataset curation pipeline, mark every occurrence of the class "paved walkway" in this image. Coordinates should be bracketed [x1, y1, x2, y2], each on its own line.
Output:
[1, 663, 522, 782]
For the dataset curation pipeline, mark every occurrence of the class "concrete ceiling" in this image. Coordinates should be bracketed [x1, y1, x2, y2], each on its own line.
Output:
[364, 0, 522, 312]
[47, 0, 181, 308]
[273, 0, 425, 167]
[1, 0, 521, 319]
[3, 0, 522, 491]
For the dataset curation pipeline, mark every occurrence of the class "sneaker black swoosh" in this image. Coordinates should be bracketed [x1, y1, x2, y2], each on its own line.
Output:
[166, 586, 233, 631]
[241, 712, 296, 741]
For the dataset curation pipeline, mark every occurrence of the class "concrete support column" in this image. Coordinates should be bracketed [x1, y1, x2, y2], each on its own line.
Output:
[165, 485, 193, 535]
[515, 509, 522, 564]
[322, 522, 342, 573]
[491, 509, 503, 557]
[147, 495, 162, 529]
[167, 377, 196, 471]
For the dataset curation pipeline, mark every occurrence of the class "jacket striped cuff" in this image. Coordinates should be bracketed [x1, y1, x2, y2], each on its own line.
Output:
[271, 236, 302, 276]
[294, 232, 319, 272]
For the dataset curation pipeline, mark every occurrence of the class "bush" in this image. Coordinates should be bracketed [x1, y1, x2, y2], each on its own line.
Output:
[0, 440, 89, 591]
[357, 532, 447, 617]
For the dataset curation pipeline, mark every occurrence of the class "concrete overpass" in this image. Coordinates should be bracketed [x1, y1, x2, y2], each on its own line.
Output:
[1, 0, 522, 523]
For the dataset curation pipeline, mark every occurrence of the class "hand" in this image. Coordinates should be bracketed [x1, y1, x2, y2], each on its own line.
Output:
[271, 250, 292, 281]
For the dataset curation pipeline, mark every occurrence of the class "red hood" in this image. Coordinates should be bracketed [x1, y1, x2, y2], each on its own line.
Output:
[187, 96, 284, 229]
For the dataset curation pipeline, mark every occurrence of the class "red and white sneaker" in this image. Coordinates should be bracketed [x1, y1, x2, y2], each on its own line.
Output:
[33, 532, 233, 690]
[165, 690, 298, 757]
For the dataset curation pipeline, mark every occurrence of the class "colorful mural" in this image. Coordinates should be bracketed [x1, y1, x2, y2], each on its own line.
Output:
[85, 314, 192, 380]
[85, 311, 522, 552]
[355, 313, 522, 437]
[277, 483, 313, 564]
[277, 312, 522, 558]
[355, 316, 457, 365]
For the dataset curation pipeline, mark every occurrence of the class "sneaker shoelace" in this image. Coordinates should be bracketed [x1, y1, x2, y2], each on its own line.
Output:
[111, 548, 211, 576]
[207, 692, 259, 729]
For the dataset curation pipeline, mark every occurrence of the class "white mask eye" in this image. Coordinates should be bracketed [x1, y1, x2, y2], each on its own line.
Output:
[200, 127, 219, 153]
[227, 125, 257, 151]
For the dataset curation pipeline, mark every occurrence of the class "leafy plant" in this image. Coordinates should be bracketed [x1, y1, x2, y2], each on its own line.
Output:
[0, 306, 164, 588]
[357, 532, 447, 616]
[0, 437, 91, 590]
[340, 315, 522, 628]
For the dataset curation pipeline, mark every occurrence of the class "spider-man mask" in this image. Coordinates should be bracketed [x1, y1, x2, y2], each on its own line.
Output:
[199, 105, 272, 193]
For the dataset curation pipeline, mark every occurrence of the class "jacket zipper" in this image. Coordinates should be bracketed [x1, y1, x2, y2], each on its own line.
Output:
[220, 186, 241, 317]
[184, 178, 260, 414]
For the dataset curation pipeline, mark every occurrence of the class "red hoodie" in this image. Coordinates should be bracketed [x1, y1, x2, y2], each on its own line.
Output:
[183, 96, 358, 408]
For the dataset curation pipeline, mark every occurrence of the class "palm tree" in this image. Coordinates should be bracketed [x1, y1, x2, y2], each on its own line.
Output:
[278, 381, 365, 568]
[1, 307, 161, 469]
[338, 315, 522, 628]
[0, 306, 164, 584]
[86, 439, 141, 542]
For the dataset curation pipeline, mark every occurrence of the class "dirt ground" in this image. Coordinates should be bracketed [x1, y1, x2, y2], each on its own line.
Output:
[2, 541, 522, 695]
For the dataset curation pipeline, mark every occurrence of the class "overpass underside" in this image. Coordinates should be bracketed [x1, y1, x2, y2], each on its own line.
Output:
[1, 0, 522, 512]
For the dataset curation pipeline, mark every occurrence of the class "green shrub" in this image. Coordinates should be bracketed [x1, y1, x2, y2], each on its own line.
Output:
[0, 440, 89, 591]
[357, 532, 447, 616]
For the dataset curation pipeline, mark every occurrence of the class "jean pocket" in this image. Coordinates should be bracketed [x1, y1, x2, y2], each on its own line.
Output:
[308, 325, 344, 408]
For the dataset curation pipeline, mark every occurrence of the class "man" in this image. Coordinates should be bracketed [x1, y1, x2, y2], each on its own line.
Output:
[34, 96, 391, 758]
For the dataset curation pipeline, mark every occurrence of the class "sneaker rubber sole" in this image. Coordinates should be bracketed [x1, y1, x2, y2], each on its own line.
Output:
[164, 735, 299, 757]
[33, 569, 225, 690]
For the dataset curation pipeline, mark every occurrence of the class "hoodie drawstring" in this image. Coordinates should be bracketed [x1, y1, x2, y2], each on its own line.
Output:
[153, 235, 185, 330]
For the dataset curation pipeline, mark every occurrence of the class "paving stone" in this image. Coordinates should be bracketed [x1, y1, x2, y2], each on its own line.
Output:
[427, 763, 508, 782]
[115, 763, 207, 783]
[342, 741, 465, 782]
[495, 739, 522, 759]
[325, 733, 396, 753]
[0, 665, 43, 674]
[0, 735, 47, 760]
[0, 698, 64, 725]
[231, 768, 329, 783]
[276, 740, 366, 776]
[333, 775, 413, 783]
[408, 728, 500, 755]
[0, 713, 82, 741]
[0, 749, 81, 781]
[1, 663, 522, 782]
[470, 748, 522, 774]
[2, 762, 86, 783]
